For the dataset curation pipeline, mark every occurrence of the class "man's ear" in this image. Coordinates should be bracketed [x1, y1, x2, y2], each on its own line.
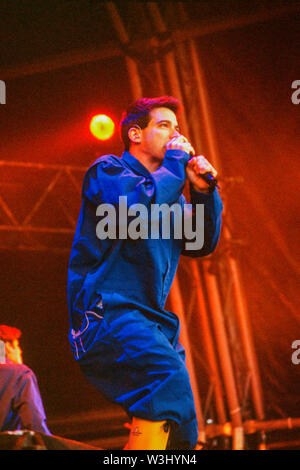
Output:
[128, 126, 142, 145]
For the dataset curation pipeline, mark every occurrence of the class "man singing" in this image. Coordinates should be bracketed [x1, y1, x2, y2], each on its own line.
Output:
[67, 96, 223, 450]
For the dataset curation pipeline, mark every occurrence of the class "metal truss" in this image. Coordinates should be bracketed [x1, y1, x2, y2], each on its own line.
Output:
[0, 161, 86, 252]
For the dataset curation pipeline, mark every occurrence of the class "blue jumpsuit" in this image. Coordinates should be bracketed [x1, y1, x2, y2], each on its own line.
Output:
[67, 149, 223, 449]
[0, 363, 51, 434]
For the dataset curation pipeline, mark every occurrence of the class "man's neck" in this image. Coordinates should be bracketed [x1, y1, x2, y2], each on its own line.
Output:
[129, 148, 162, 173]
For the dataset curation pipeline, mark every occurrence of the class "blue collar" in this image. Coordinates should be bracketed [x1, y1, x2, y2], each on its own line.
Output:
[121, 151, 151, 178]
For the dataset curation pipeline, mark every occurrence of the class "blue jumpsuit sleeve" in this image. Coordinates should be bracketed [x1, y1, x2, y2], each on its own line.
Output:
[82, 149, 190, 207]
[150, 149, 190, 204]
[181, 184, 223, 257]
[83, 159, 153, 207]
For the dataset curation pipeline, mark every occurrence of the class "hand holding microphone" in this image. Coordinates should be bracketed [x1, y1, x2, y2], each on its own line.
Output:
[165, 135, 219, 192]
[187, 154, 219, 192]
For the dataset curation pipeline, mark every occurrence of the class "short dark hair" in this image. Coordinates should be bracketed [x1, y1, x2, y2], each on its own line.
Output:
[119, 96, 181, 151]
[0, 325, 21, 343]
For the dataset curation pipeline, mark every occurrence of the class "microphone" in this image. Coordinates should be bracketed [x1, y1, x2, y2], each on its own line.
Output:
[189, 152, 219, 191]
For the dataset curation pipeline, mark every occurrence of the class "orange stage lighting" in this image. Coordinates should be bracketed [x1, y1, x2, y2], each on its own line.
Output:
[89, 114, 115, 140]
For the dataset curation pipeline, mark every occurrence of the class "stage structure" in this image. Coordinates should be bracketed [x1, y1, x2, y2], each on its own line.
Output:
[0, 1, 300, 450]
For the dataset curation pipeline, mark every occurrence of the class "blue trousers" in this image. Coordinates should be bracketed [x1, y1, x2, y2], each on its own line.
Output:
[71, 305, 198, 449]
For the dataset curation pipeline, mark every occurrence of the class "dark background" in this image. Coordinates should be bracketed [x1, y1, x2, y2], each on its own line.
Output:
[0, 0, 299, 433]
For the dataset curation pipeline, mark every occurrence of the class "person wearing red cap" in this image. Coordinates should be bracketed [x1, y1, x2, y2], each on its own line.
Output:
[0, 325, 51, 434]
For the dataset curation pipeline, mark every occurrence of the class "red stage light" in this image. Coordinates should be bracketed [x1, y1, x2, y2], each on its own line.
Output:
[89, 114, 115, 140]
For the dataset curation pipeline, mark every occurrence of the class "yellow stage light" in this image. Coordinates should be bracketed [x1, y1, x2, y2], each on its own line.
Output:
[89, 114, 115, 140]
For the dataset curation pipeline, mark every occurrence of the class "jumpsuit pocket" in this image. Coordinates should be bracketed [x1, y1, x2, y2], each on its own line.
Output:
[70, 295, 105, 360]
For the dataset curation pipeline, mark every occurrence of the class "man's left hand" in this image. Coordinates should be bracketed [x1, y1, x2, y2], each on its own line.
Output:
[186, 155, 218, 193]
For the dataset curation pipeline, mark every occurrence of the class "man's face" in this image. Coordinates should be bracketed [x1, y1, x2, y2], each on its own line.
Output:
[139, 107, 181, 161]
[5, 339, 23, 364]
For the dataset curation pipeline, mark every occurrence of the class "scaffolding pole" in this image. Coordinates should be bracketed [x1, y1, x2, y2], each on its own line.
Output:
[190, 260, 227, 427]
[106, 2, 143, 101]
[174, 2, 244, 448]
[188, 33, 266, 424]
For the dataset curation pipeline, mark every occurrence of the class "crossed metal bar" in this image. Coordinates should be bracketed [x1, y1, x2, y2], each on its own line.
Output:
[0, 161, 86, 252]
